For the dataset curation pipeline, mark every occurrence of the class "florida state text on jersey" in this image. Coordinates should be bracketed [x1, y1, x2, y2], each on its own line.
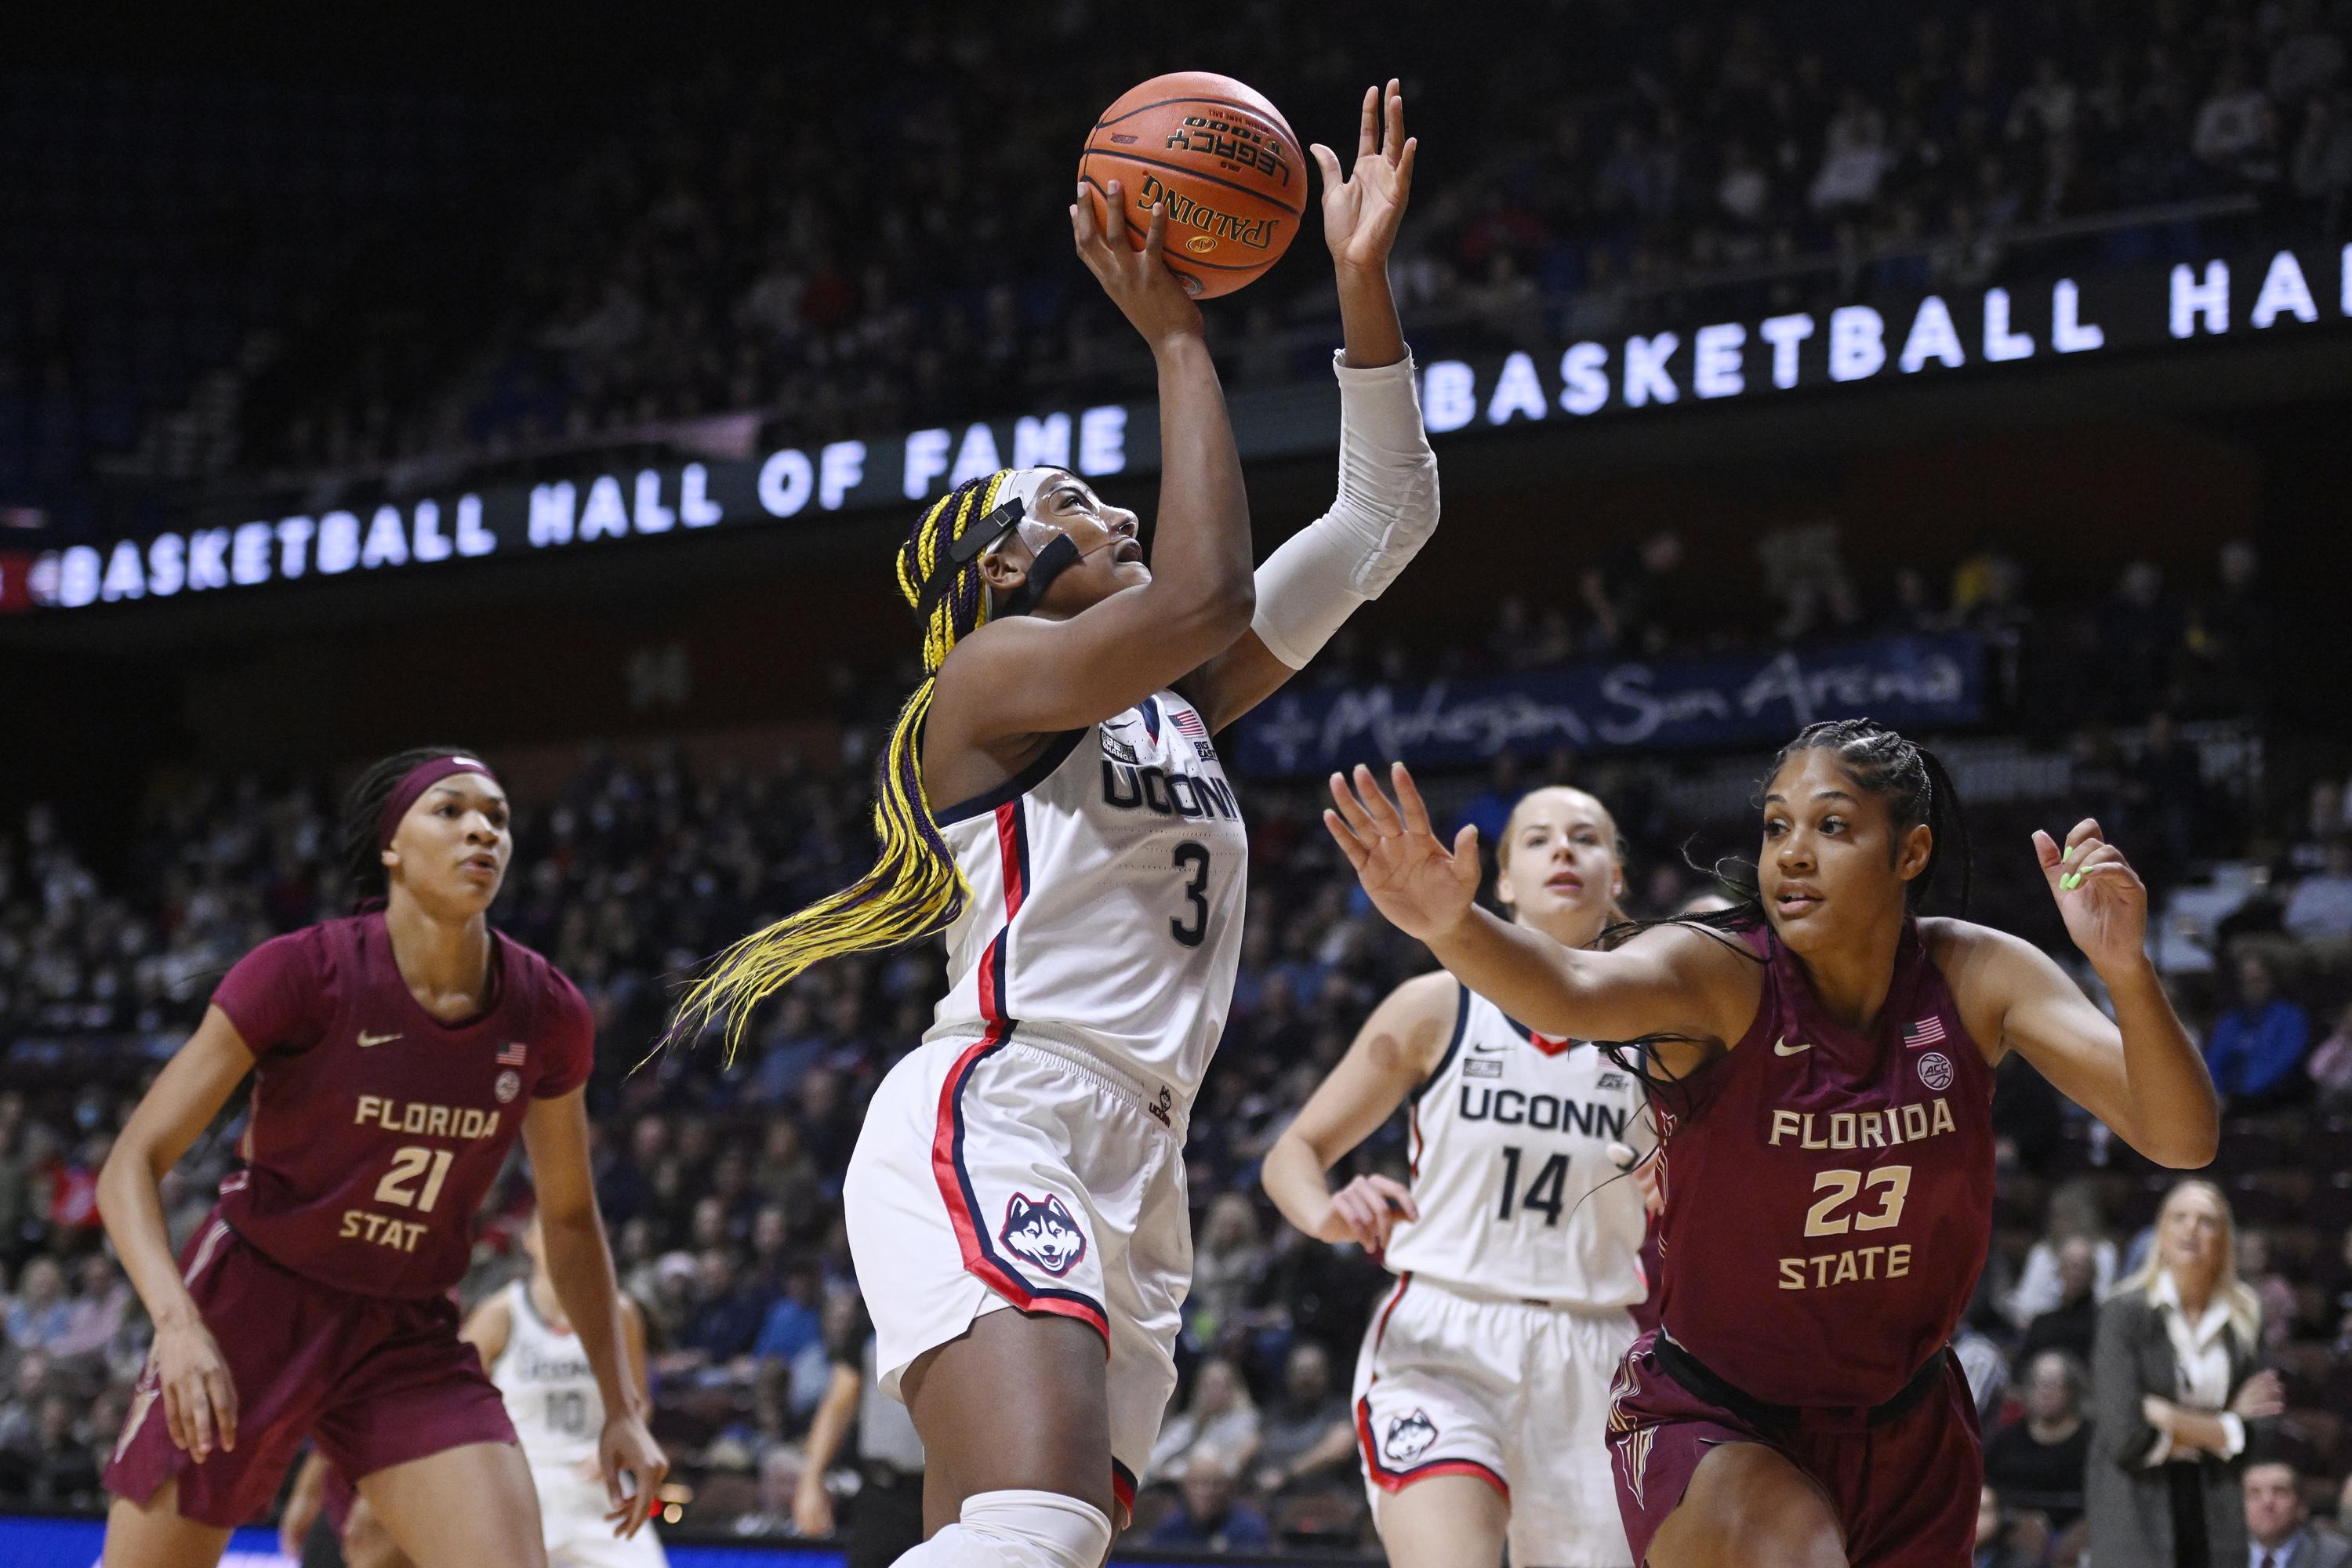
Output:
[209, 913, 594, 1298]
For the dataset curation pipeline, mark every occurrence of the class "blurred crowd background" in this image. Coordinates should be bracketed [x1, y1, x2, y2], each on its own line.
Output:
[5, 0, 2352, 1561]
[6, 0, 2351, 532]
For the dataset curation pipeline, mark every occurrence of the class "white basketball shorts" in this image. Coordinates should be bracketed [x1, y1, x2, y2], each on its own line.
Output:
[1353, 1273, 1638, 1568]
[844, 1033, 1190, 1513]
[533, 1460, 670, 1568]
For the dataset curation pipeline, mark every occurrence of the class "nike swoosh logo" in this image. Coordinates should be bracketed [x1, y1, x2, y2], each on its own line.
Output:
[1470, 1040, 1513, 1054]
[1773, 1037, 1812, 1056]
[358, 1031, 402, 1047]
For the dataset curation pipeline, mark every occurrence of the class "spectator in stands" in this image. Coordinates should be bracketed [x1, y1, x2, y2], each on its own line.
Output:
[682, 1246, 765, 1363]
[2194, 56, 2280, 180]
[2, 1255, 71, 1352]
[2242, 1458, 2350, 1568]
[2089, 1180, 2283, 1568]
[1976, 1485, 2045, 1568]
[1149, 1358, 1261, 1483]
[2285, 839, 2352, 946]
[2020, 1240, 2103, 1365]
[2205, 952, 2314, 1108]
[1984, 1351, 2092, 1529]
[1151, 1450, 1274, 1552]
[2305, 1000, 2352, 1109]
[1189, 1196, 1270, 1349]
[2009, 1179, 2118, 1331]
[1250, 1341, 1355, 1501]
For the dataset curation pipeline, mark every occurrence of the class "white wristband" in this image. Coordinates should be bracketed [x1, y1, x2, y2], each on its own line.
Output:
[1249, 351, 1441, 670]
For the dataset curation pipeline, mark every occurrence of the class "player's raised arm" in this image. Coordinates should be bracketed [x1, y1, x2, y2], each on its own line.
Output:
[1181, 81, 1438, 734]
[1942, 820, 2218, 1168]
[1327, 763, 1754, 1047]
[932, 187, 1254, 740]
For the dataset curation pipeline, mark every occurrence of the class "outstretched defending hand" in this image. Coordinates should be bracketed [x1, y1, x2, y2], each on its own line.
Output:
[1325, 762, 1481, 942]
[1312, 79, 1417, 274]
[2033, 818, 2150, 976]
[1071, 181, 1202, 350]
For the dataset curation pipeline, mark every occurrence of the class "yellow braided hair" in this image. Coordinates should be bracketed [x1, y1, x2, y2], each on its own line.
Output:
[665, 470, 1014, 1061]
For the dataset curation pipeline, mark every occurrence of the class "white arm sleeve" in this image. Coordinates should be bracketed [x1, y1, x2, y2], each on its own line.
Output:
[1248, 350, 1440, 670]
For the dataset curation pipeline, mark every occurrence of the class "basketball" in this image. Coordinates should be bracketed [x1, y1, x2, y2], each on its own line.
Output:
[1079, 71, 1304, 299]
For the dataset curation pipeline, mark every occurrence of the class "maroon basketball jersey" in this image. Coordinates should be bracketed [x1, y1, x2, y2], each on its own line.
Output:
[1648, 917, 1994, 1407]
[207, 912, 594, 1298]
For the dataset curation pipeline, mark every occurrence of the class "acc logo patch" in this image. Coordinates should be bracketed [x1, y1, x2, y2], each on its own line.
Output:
[1915, 1051, 1955, 1092]
[494, 1069, 522, 1104]
[999, 1192, 1087, 1277]
[1383, 1409, 1439, 1464]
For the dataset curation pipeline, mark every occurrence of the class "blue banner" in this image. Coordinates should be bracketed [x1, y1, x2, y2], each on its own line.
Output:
[1234, 633, 1982, 777]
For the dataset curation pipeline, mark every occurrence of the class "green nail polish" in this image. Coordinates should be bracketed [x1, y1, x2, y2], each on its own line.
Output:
[2061, 844, 2077, 863]
[2063, 873, 2081, 891]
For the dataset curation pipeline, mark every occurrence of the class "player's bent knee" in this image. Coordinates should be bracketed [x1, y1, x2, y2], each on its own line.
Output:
[931, 1489, 1112, 1568]
[1653, 1445, 1844, 1568]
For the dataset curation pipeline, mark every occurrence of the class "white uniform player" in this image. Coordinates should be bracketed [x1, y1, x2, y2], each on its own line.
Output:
[1265, 783, 1648, 1568]
[1356, 984, 1650, 1566]
[846, 685, 1249, 1512]
[488, 1278, 669, 1568]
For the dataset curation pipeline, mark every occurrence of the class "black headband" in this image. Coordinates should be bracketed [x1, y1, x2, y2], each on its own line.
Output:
[914, 498, 1026, 619]
[913, 495, 1084, 621]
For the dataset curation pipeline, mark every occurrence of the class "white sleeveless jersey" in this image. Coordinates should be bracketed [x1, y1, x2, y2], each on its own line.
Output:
[1381, 985, 1652, 1307]
[489, 1279, 601, 1469]
[924, 690, 1247, 1114]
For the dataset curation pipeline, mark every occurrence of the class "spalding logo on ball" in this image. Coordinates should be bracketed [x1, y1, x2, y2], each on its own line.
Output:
[1080, 71, 1301, 298]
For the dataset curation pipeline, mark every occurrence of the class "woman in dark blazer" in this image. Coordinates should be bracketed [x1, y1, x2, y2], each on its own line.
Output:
[2088, 1180, 2285, 1567]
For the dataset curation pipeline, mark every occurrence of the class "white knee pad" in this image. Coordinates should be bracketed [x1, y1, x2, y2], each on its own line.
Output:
[949, 1489, 1112, 1568]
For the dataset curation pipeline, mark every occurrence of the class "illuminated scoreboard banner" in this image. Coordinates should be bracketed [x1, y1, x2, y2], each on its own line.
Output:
[14, 241, 2349, 613]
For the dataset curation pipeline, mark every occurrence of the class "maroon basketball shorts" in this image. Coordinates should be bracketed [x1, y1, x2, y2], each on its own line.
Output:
[104, 1211, 516, 1528]
[1603, 1330, 1981, 1567]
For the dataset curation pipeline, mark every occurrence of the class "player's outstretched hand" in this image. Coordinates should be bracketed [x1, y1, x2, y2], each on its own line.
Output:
[2033, 819, 2149, 976]
[153, 1315, 237, 1462]
[601, 1411, 670, 1539]
[1326, 762, 1481, 942]
[1072, 180, 1203, 351]
[1320, 1173, 1418, 1251]
[1311, 79, 1417, 274]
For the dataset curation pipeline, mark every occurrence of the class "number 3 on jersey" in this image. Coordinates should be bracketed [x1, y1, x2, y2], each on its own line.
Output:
[1171, 841, 1211, 947]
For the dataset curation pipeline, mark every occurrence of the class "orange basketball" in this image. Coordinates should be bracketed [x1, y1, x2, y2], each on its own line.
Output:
[1080, 71, 1304, 299]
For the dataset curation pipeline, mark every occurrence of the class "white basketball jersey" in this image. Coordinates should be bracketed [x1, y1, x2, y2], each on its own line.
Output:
[489, 1279, 601, 1469]
[924, 690, 1248, 1115]
[1381, 985, 1652, 1307]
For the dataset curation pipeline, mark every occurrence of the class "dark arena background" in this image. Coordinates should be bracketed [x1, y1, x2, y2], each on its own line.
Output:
[5, 4, 2352, 1565]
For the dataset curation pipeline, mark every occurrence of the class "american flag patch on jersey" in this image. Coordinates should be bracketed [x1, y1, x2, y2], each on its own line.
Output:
[1903, 1017, 1947, 1047]
[496, 1040, 528, 1066]
[1171, 706, 1207, 739]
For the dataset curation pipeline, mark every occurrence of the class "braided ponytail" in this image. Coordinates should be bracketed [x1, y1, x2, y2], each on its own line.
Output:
[666, 471, 1015, 1059]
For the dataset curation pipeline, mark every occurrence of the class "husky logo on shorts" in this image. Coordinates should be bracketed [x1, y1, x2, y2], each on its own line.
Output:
[1382, 1409, 1439, 1464]
[999, 1192, 1087, 1277]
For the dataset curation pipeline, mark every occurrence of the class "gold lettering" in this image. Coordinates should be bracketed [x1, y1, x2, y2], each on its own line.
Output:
[1860, 1116, 1886, 1149]
[426, 1105, 450, 1138]
[355, 1095, 381, 1126]
[1930, 1098, 1956, 1135]
[1779, 1258, 1806, 1290]
[1800, 1115, 1826, 1151]
[1769, 1110, 1802, 1146]
[1832, 1250, 1860, 1284]
[1830, 1112, 1856, 1149]
[1900, 1104, 1929, 1140]
[1889, 1243, 1912, 1278]
[1809, 1255, 1835, 1288]
[1858, 1244, 1884, 1279]
[401, 1103, 425, 1132]
[339, 1210, 363, 1238]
